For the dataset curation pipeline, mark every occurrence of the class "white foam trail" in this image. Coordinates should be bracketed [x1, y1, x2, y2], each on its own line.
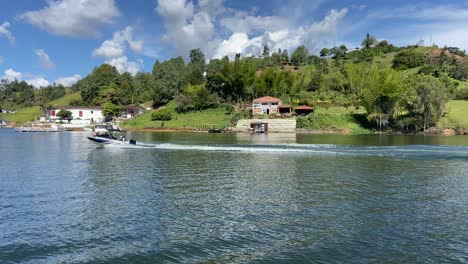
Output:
[101, 142, 468, 159]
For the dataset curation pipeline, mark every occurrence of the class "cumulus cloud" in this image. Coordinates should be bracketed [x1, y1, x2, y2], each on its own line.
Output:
[25, 77, 50, 88]
[156, 0, 216, 57]
[3, 68, 22, 81]
[93, 26, 143, 75]
[35, 49, 55, 69]
[220, 13, 289, 34]
[20, 0, 120, 37]
[0, 21, 15, 44]
[54, 74, 82, 87]
[212, 8, 348, 59]
[156, 0, 348, 60]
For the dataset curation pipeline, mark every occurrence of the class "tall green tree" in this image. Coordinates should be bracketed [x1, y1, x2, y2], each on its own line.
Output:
[281, 49, 289, 63]
[262, 45, 270, 57]
[405, 75, 448, 131]
[291, 45, 309, 67]
[76, 64, 120, 105]
[187, 48, 206, 85]
[362, 33, 378, 49]
[320, 48, 330, 58]
[152, 57, 187, 107]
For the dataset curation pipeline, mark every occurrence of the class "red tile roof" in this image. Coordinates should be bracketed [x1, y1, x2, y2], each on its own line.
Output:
[253, 96, 281, 103]
[295, 106, 314, 110]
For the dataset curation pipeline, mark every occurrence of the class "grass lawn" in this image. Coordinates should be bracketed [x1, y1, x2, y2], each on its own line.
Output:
[437, 100, 468, 129]
[0, 92, 82, 125]
[299, 106, 371, 134]
[121, 102, 231, 129]
[0, 106, 42, 124]
[49, 92, 82, 106]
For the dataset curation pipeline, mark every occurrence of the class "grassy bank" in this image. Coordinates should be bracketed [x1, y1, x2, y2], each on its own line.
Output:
[297, 106, 371, 134]
[437, 100, 468, 129]
[121, 102, 230, 130]
[0, 92, 82, 125]
[0, 106, 42, 125]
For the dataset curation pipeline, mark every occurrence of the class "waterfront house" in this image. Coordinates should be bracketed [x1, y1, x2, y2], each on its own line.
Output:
[252, 96, 282, 115]
[49, 106, 104, 123]
[252, 96, 292, 116]
[120, 104, 144, 119]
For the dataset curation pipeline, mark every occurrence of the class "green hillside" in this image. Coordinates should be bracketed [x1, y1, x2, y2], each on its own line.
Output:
[121, 101, 230, 130]
[437, 100, 468, 129]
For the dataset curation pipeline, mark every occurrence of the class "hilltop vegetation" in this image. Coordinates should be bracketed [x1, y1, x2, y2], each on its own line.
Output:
[2, 33, 468, 132]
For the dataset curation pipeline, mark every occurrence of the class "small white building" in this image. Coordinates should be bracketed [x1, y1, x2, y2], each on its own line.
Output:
[49, 106, 104, 123]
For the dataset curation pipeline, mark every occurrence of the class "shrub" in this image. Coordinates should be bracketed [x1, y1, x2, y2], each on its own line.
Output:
[151, 108, 173, 121]
[392, 49, 426, 70]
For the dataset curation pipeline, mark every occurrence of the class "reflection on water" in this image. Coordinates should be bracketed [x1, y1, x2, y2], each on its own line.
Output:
[1, 129, 468, 263]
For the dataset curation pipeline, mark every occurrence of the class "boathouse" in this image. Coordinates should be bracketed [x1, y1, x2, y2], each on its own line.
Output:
[294, 106, 314, 116]
[120, 104, 144, 119]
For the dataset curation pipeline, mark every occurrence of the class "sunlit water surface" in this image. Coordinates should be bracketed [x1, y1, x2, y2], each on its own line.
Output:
[1, 129, 468, 263]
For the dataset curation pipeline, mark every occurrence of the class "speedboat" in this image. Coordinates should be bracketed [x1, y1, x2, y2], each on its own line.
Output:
[87, 128, 136, 146]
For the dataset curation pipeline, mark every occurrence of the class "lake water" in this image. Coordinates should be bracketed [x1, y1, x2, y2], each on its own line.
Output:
[1, 128, 468, 263]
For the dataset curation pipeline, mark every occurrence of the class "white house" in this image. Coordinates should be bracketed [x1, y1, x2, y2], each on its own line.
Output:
[49, 106, 104, 123]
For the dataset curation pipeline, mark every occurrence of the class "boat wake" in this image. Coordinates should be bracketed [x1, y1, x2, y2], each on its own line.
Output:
[104, 143, 468, 160]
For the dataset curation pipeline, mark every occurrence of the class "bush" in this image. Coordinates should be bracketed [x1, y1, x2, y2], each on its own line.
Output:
[392, 49, 426, 70]
[455, 87, 468, 100]
[175, 84, 219, 113]
[151, 108, 173, 121]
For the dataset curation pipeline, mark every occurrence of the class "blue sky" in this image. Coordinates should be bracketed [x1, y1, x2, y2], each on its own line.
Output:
[0, 0, 467, 87]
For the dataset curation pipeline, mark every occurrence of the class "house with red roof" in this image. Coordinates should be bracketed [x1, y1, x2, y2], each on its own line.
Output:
[252, 96, 285, 115]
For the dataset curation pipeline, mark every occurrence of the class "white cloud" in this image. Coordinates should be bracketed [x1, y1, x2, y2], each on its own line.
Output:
[54, 74, 81, 87]
[212, 8, 348, 59]
[2, 69, 50, 88]
[105, 56, 141, 75]
[35, 49, 55, 69]
[93, 26, 143, 75]
[20, 0, 120, 37]
[156, 0, 216, 57]
[25, 77, 50, 88]
[156, 0, 348, 60]
[0, 21, 15, 44]
[361, 5, 468, 50]
[3, 68, 22, 81]
[220, 13, 289, 34]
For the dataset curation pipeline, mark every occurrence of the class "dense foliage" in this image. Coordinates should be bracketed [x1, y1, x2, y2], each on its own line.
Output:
[2, 33, 468, 131]
[151, 108, 172, 121]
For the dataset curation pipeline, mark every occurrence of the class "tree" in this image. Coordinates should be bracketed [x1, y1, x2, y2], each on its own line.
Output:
[291, 45, 309, 67]
[392, 49, 426, 70]
[346, 64, 405, 130]
[281, 49, 289, 63]
[76, 64, 120, 105]
[362, 33, 377, 49]
[133, 72, 157, 103]
[406, 75, 448, 131]
[101, 102, 120, 121]
[262, 45, 270, 57]
[151, 108, 172, 121]
[175, 84, 219, 112]
[189, 48, 206, 64]
[320, 48, 330, 58]
[152, 57, 187, 107]
[330, 45, 348, 59]
[56, 109, 72, 120]
[188, 49, 206, 85]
